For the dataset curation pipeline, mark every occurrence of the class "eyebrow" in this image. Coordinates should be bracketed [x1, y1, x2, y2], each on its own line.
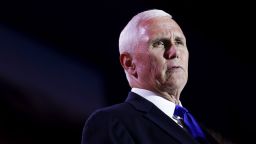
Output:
[151, 37, 170, 43]
[150, 35, 185, 43]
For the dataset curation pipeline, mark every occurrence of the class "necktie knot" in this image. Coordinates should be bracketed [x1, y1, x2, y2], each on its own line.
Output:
[174, 105, 188, 118]
[174, 105, 207, 142]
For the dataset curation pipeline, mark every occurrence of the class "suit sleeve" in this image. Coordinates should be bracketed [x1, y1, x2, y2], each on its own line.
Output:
[81, 110, 135, 144]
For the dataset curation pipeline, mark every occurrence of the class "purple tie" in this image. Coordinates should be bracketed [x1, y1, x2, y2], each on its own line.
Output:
[174, 105, 206, 141]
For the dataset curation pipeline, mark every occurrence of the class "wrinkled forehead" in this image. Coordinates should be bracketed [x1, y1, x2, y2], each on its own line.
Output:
[138, 16, 184, 38]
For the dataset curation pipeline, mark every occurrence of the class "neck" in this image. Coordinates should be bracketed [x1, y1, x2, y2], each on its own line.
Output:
[133, 85, 181, 104]
[130, 80, 182, 104]
[154, 89, 181, 104]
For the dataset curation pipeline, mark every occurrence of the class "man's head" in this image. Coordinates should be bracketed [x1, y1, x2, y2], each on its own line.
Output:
[119, 9, 189, 101]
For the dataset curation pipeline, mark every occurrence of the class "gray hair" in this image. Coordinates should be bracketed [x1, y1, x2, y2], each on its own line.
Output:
[119, 9, 172, 54]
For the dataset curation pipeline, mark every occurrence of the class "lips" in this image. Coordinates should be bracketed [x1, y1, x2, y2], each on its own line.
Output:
[171, 66, 182, 69]
[167, 66, 183, 72]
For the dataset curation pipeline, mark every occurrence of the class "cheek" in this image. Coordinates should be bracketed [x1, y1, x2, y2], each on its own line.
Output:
[181, 50, 189, 68]
[149, 56, 167, 77]
[136, 54, 154, 76]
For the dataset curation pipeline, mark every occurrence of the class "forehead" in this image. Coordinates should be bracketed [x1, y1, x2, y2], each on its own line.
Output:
[138, 16, 185, 39]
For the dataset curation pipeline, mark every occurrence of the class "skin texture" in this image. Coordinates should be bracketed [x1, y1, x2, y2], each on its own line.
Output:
[120, 16, 189, 104]
[119, 14, 236, 144]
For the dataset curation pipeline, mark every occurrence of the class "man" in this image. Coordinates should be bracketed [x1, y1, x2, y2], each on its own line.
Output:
[81, 9, 219, 144]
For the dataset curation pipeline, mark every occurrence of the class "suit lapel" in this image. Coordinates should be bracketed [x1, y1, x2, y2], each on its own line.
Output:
[126, 92, 199, 144]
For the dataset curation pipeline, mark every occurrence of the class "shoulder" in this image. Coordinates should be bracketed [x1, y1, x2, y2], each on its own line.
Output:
[82, 102, 135, 137]
[82, 103, 137, 144]
[86, 102, 133, 122]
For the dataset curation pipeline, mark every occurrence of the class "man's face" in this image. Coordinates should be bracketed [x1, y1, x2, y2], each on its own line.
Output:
[134, 16, 189, 93]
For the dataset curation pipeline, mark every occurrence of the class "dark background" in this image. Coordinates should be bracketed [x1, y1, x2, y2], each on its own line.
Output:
[0, 0, 254, 143]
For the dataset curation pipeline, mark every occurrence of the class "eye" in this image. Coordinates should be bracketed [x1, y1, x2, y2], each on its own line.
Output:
[153, 41, 164, 47]
[174, 38, 185, 46]
[152, 39, 170, 48]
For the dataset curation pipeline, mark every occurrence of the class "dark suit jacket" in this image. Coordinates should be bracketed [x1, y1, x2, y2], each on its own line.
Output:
[81, 92, 218, 144]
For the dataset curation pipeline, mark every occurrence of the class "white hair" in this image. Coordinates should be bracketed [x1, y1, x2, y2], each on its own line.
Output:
[119, 9, 172, 54]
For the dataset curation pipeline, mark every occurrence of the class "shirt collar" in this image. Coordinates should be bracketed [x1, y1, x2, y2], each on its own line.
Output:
[131, 88, 176, 119]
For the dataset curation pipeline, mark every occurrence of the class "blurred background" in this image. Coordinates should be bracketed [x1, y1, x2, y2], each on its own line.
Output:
[0, 0, 254, 143]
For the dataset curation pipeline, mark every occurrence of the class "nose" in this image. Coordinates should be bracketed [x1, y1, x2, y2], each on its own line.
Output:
[164, 45, 178, 59]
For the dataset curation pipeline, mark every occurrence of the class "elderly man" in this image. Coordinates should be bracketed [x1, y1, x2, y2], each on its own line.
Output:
[81, 9, 219, 144]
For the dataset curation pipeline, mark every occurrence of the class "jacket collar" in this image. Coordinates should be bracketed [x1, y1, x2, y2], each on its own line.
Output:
[125, 92, 200, 144]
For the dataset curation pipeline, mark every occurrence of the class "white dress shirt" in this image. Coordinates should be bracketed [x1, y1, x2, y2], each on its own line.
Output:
[131, 88, 182, 127]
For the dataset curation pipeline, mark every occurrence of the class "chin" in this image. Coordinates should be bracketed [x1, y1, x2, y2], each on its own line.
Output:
[166, 78, 187, 90]
[156, 73, 187, 90]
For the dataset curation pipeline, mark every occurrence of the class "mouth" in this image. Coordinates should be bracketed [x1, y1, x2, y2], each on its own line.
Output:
[167, 66, 183, 72]
[170, 66, 183, 69]
[172, 66, 182, 68]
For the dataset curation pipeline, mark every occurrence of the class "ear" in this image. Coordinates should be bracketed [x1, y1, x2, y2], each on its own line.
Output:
[120, 53, 137, 78]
